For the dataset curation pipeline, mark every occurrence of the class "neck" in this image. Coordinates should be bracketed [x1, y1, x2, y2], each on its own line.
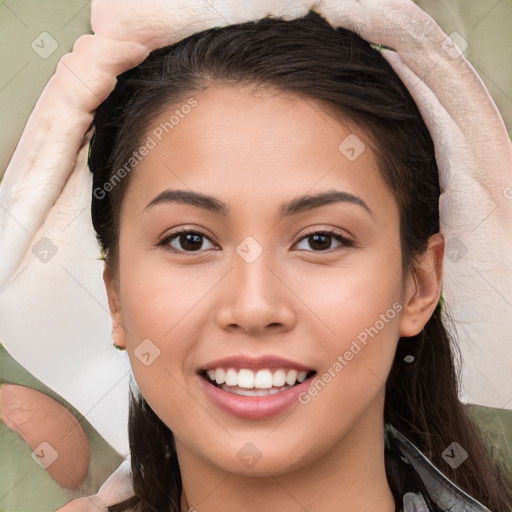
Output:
[177, 406, 395, 512]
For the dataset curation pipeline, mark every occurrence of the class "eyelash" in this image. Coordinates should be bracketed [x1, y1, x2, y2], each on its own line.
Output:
[157, 228, 355, 254]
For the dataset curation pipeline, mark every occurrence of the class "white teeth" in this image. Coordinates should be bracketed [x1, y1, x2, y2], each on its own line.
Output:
[285, 369, 298, 386]
[297, 371, 308, 383]
[225, 368, 238, 386]
[219, 384, 293, 396]
[205, 367, 312, 389]
[272, 369, 286, 387]
[238, 369, 255, 389]
[254, 369, 273, 388]
[215, 368, 225, 384]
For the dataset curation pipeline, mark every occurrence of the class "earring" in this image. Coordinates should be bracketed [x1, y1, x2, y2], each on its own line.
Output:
[402, 327, 426, 363]
[112, 323, 126, 351]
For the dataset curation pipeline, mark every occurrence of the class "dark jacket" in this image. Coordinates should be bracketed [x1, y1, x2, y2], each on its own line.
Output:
[385, 423, 492, 511]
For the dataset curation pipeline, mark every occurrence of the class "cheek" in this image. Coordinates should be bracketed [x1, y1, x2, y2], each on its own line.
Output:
[115, 241, 196, 415]
[294, 249, 403, 406]
[117, 235, 206, 340]
[296, 248, 403, 343]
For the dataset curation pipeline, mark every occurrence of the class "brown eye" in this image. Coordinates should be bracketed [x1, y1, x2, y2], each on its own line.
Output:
[160, 230, 216, 252]
[295, 230, 354, 252]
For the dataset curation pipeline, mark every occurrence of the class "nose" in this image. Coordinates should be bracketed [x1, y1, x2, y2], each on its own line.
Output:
[215, 247, 297, 335]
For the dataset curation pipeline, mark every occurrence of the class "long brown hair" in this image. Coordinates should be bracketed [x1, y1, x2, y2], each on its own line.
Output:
[88, 11, 512, 512]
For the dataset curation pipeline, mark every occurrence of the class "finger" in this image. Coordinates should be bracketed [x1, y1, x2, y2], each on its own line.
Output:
[0, 384, 90, 489]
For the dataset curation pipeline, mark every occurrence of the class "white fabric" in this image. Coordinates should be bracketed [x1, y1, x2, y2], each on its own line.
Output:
[96, 457, 134, 508]
[0, 0, 511, 459]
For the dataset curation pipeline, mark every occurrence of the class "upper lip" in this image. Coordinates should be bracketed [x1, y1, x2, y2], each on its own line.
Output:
[199, 354, 315, 373]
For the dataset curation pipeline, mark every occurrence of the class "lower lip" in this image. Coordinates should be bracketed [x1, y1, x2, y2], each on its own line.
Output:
[197, 373, 316, 420]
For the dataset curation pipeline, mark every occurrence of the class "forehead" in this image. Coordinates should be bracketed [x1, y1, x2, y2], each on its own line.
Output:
[122, 85, 396, 222]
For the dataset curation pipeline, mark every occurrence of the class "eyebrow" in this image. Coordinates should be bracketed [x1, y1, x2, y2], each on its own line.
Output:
[144, 189, 373, 218]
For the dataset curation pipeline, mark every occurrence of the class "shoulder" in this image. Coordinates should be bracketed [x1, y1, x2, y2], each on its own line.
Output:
[384, 423, 492, 512]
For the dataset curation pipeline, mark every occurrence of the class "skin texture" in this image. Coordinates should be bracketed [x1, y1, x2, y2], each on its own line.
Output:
[0, 384, 90, 490]
[100, 85, 444, 512]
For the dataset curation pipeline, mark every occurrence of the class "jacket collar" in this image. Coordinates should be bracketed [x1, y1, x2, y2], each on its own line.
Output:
[385, 423, 492, 511]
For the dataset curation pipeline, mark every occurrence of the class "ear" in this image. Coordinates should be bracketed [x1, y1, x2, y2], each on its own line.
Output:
[399, 233, 445, 337]
[103, 265, 127, 349]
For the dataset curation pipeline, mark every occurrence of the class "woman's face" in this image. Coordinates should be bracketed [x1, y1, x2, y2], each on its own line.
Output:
[105, 85, 435, 477]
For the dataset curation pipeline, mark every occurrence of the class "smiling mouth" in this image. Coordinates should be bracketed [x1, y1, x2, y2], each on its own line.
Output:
[199, 369, 317, 396]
